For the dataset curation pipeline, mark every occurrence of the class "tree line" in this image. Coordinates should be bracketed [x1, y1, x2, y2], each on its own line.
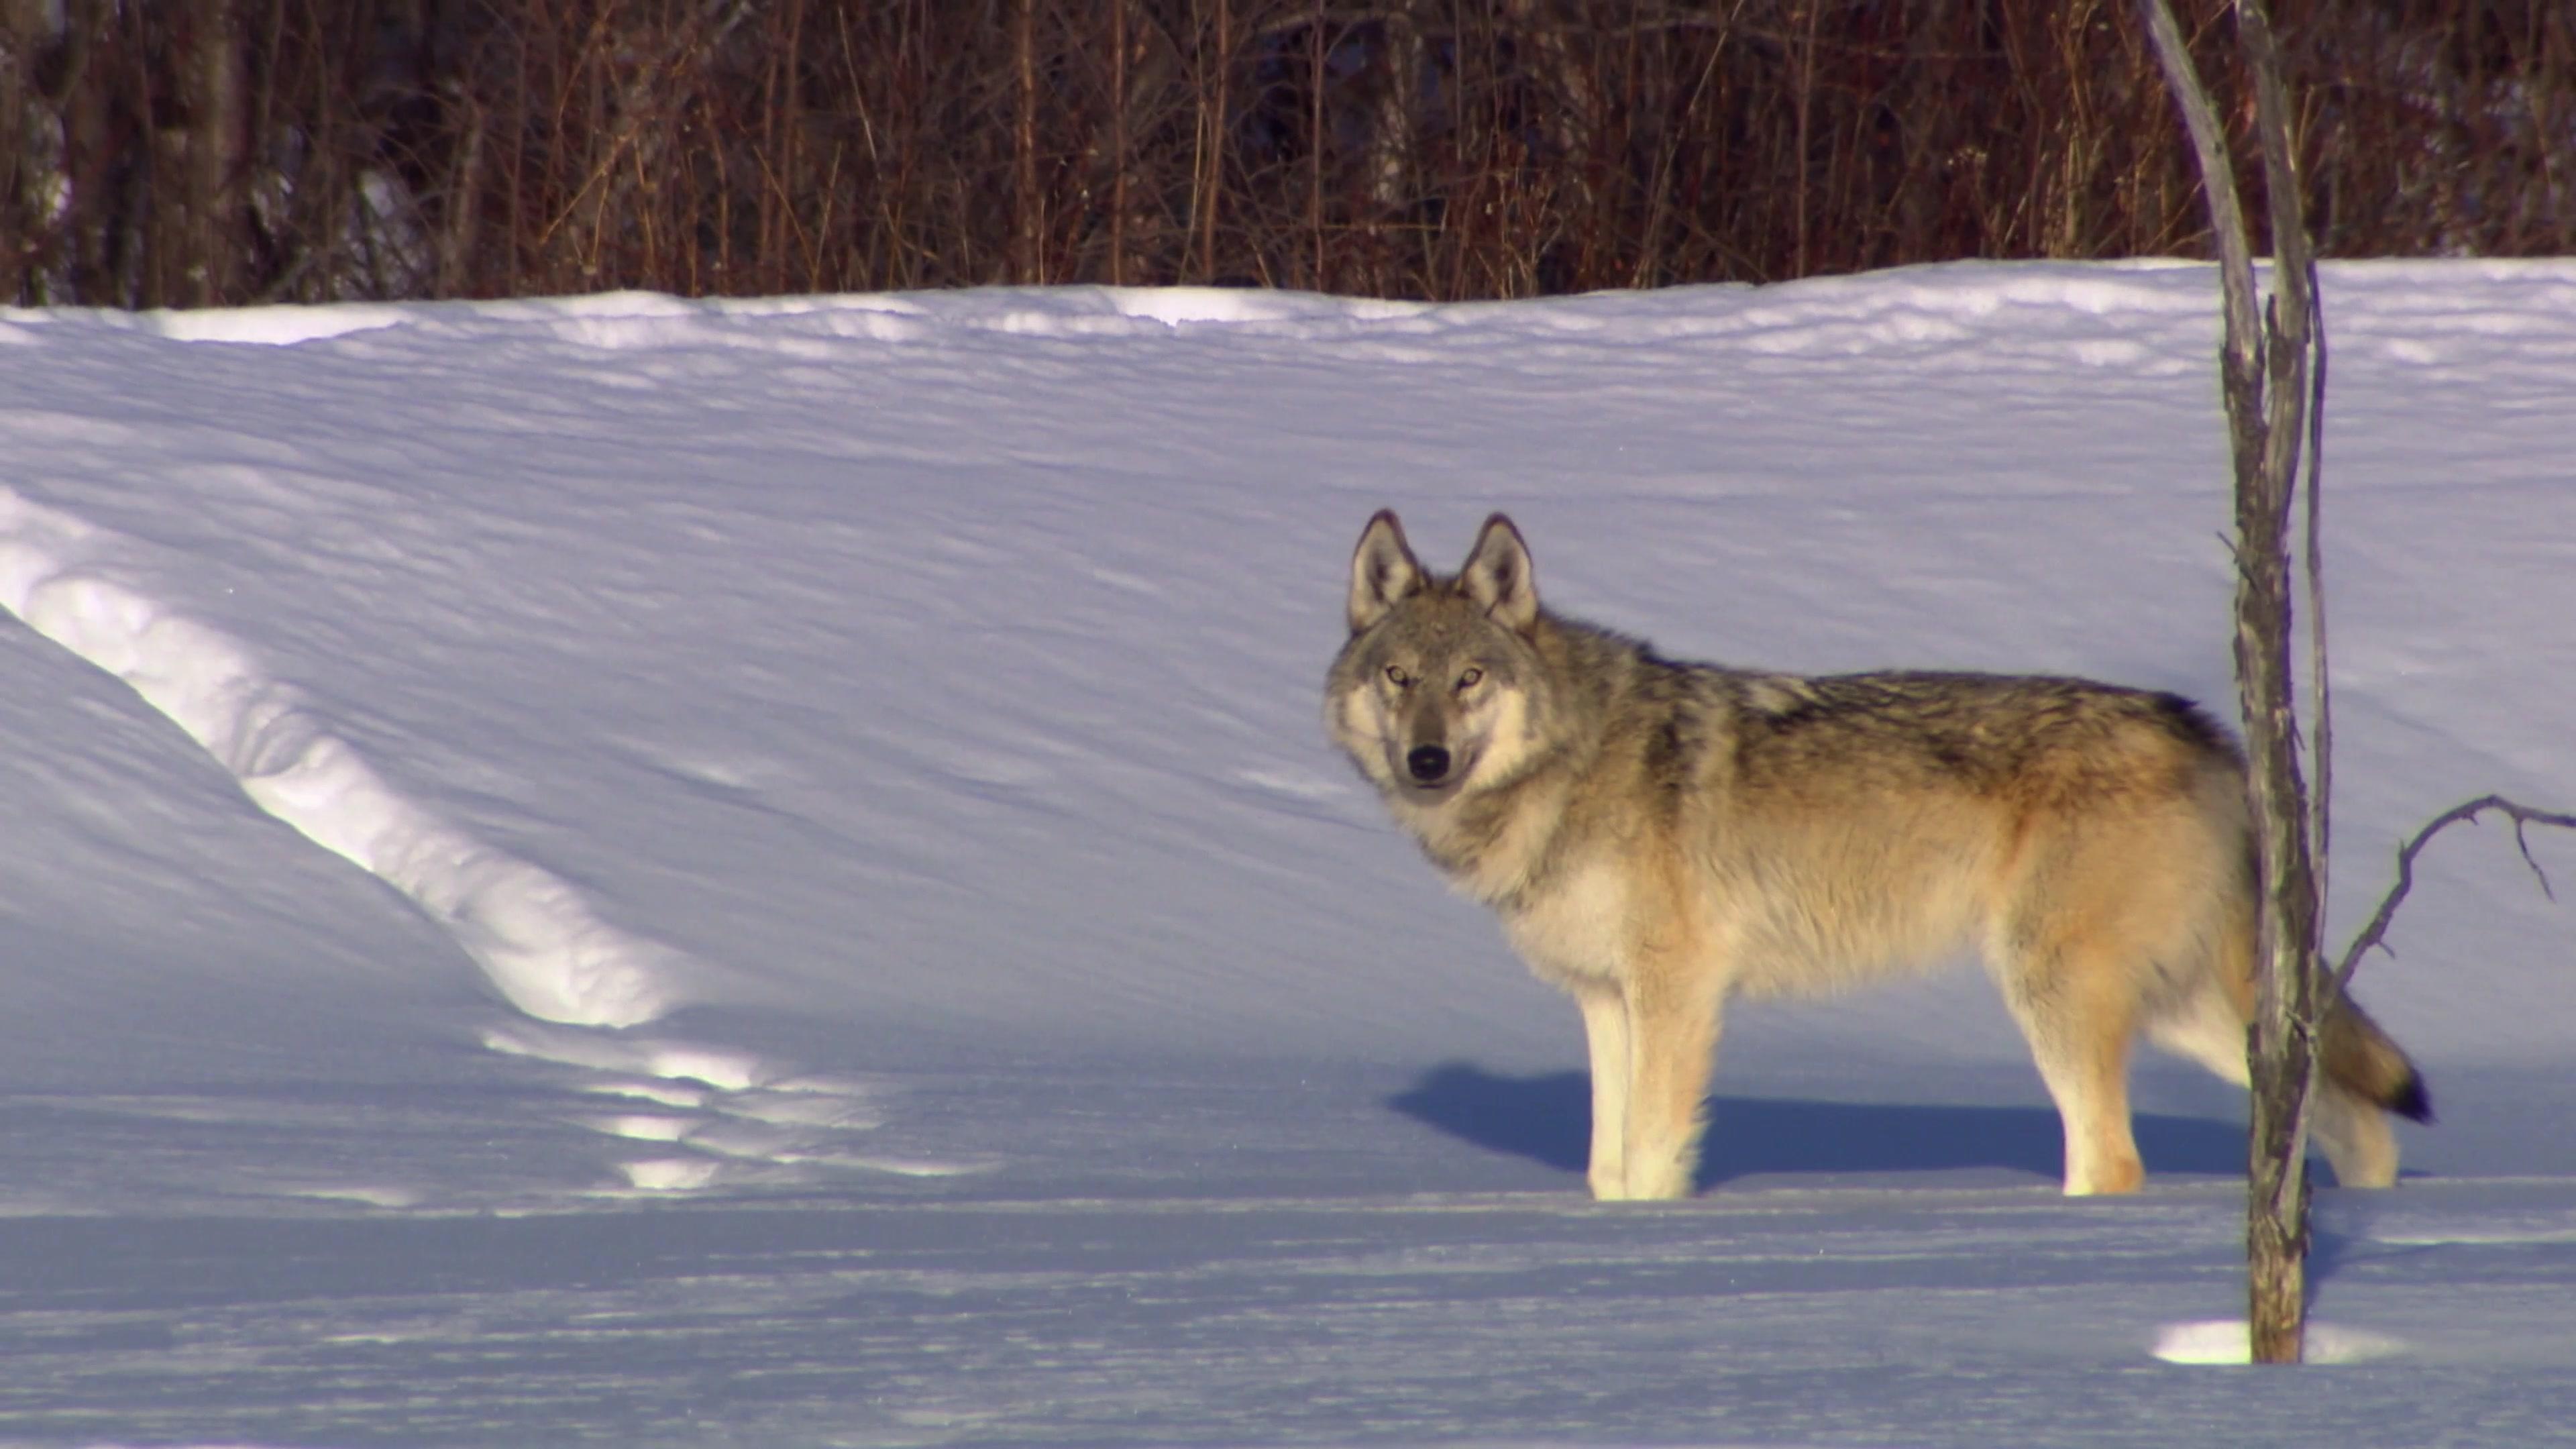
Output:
[3, 0, 2567, 308]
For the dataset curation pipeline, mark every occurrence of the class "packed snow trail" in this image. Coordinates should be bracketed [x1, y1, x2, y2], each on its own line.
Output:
[0, 486, 978, 1197]
[0, 486, 679, 1028]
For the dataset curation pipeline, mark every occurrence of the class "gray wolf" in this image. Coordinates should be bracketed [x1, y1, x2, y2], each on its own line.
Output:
[1325, 509, 2428, 1199]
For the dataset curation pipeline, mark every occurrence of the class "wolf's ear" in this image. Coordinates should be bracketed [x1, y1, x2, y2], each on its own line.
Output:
[1347, 509, 1424, 633]
[1460, 513, 1538, 635]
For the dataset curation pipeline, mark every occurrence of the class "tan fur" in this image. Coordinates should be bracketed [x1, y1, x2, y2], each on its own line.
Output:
[1326, 510, 2429, 1199]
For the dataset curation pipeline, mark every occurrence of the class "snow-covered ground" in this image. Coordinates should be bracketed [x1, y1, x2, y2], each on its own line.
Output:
[1, 261, 2571, 1446]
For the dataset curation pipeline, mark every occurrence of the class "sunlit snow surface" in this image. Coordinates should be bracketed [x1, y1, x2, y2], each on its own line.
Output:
[2, 262, 2573, 1445]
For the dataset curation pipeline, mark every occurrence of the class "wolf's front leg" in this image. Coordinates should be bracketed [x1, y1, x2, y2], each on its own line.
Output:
[1574, 985, 1631, 1199]
[1621, 973, 1725, 1200]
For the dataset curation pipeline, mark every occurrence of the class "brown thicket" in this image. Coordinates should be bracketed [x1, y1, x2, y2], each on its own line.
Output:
[3, 0, 2569, 307]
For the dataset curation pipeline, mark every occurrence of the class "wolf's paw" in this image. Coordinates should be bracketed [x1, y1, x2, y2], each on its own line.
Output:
[2062, 1152, 2145, 1196]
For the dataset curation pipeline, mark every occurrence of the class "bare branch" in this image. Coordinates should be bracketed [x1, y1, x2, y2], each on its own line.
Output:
[2328, 795, 2576, 1004]
[2139, 0, 2260, 382]
[2303, 261, 2330, 916]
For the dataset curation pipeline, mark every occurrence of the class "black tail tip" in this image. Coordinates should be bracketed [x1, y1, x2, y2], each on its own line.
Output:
[2388, 1070, 2434, 1125]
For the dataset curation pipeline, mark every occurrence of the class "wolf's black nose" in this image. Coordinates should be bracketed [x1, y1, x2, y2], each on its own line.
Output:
[1406, 745, 1451, 783]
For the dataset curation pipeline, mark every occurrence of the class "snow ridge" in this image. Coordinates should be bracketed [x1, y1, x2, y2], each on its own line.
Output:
[0, 485, 678, 1028]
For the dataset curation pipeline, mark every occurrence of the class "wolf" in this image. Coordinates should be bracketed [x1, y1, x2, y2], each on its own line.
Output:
[1326, 509, 2429, 1199]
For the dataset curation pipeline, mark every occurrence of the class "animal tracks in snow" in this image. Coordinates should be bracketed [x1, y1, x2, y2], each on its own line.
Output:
[1, 1023, 980, 1216]
[0, 486, 975, 1205]
[0, 486, 682, 1029]
[486, 1019, 981, 1195]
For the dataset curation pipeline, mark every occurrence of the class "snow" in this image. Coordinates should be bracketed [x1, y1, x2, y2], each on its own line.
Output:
[1, 259, 2573, 1444]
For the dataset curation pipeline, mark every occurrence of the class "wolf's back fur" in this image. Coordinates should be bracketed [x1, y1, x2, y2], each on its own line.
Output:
[1326, 509, 2427, 1199]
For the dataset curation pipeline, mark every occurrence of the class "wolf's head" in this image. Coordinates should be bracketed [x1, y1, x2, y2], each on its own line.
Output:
[1326, 510, 1554, 802]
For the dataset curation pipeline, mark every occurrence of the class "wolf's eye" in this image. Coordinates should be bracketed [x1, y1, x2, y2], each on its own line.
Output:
[1455, 667, 1484, 691]
[1385, 665, 1412, 688]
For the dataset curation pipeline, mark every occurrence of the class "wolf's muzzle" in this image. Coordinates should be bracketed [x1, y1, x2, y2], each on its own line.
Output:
[1405, 745, 1452, 784]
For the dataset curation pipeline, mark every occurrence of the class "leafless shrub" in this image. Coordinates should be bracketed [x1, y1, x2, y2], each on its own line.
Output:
[5, 0, 2569, 307]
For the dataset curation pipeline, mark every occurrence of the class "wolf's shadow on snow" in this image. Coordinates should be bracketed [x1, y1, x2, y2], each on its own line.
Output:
[1388, 1061, 2245, 1190]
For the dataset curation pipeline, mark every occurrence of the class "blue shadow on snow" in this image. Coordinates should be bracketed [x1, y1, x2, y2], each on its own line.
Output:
[1388, 1061, 2247, 1191]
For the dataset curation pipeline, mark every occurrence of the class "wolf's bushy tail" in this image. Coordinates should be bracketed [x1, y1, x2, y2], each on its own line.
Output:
[2324, 995, 2432, 1122]
[2214, 871, 2430, 1124]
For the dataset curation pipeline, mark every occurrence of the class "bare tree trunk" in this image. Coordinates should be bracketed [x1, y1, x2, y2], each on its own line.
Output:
[1791, 0, 1823, 278]
[177, 0, 247, 305]
[1503, 0, 1601, 235]
[1, 0, 72, 302]
[438, 93, 488, 299]
[1364, 9, 1419, 215]
[1107, 0, 1128, 286]
[1014, 0, 1040, 282]
[2235, 0, 2324, 1366]
[1193, 0, 1230, 282]
[1305, 0, 1324, 288]
[2139, 0, 2322, 1365]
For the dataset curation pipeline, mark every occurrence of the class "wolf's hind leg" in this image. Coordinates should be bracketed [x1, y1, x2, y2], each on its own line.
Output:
[2310, 1084, 2400, 1188]
[2145, 979, 2256, 1089]
[2147, 979, 2412, 1189]
[1573, 984, 1631, 1200]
